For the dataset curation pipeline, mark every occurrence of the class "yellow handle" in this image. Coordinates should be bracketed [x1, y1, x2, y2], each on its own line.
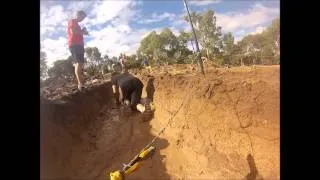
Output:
[110, 170, 124, 180]
[124, 162, 142, 174]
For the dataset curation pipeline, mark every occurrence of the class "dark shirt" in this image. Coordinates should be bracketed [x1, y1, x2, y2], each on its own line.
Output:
[111, 73, 143, 98]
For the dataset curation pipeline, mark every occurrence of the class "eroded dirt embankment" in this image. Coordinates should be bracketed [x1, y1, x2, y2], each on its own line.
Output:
[41, 78, 171, 180]
[41, 65, 279, 180]
[41, 82, 115, 179]
[136, 66, 280, 179]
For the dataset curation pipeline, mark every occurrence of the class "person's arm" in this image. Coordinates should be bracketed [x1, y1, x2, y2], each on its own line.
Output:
[81, 27, 89, 35]
[111, 77, 120, 105]
[118, 87, 124, 103]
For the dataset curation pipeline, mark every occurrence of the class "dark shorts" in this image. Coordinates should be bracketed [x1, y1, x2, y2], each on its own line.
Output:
[69, 44, 84, 63]
[130, 83, 143, 108]
[121, 78, 143, 109]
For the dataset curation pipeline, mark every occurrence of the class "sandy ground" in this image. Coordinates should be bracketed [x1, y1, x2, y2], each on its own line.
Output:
[40, 65, 279, 180]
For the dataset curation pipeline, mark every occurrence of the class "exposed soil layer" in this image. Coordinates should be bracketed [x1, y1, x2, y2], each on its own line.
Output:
[40, 65, 279, 180]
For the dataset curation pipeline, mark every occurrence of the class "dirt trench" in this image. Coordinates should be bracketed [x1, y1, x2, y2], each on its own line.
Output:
[40, 65, 279, 180]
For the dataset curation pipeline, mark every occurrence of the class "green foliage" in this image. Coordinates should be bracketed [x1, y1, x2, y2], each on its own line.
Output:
[138, 31, 164, 58]
[222, 32, 235, 65]
[42, 13, 279, 79]
[84, 47, 103, 75]
[85, 47, 102, 66]
[236, 18, 280, 65]
[111, 56, 118, 62]
[126, 54, 143, 69]
[40, 51, 48, 79]
[48, 58, 74, 79]
[184, 10, 223, 60]
[101, 62, 110, 74]
[137, 28, 192, 66]
[85, 65, 100, 76]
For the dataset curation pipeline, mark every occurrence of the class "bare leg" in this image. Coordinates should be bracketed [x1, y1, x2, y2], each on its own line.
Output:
[74, 62, 84, 90]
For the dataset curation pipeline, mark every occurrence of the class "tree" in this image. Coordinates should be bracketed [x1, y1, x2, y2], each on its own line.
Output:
[264, 18, 280, 60]
[111, 56, 118, 62]
[175, 30, 193, 64]
[222, 32, 235, 65]
[184, 10, 223, 62]
[184, 12, 202, 42]
[178, 30, 192, 48]
[138, 31, 164, 59]
[85, 47, 102, 66]
[84, 47, 103, 76]
[137, 28, 193, 65]
[103, 54, 109, 61]
[236, 18, 280, 65]
[47, 58, 74, 79]
[40, 51, 48, 79]
[261, 44, 274, 65]
[160, 28, 179, 54]
[125, 54, 143, 69]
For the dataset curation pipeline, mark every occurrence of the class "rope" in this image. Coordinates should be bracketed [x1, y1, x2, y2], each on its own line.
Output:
[121, 80, 193, 171]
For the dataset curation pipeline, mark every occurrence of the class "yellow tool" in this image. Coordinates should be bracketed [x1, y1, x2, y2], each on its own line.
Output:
[109, 128, 165, 180]
[110, 146, 156, 180]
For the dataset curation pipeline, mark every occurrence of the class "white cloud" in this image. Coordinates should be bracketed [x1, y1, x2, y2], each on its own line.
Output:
[187, 41, 195, 52]
[216, 4, 279, 33]
[89, 1, 133, 25]
[171, 13, 190, 31]
[137, 12, 176, 24]
[86, 27, 164, 57]
[40, 4, 69, 39]
[40, 0, 141, 66]
[40, 1, 279, 68]
[249, 26, 266, 35]
[190, 0, 222, 6]
[41, 37, 69, 67]
[66, 1, 95, 14]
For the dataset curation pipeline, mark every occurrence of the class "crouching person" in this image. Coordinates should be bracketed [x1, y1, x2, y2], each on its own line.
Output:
[111, 72, 146, 113]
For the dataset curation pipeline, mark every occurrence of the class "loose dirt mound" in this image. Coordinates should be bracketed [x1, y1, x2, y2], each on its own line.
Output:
[41, 65, 279, 180]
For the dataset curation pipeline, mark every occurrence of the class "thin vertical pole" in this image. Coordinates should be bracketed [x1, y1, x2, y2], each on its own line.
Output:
[183, 0, 204, 75]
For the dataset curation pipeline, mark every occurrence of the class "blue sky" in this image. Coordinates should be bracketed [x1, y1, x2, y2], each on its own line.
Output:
[40, 0, 280, 67]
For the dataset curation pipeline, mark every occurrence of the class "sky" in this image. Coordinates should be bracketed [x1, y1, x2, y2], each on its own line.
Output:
[40, 0, 280, 67]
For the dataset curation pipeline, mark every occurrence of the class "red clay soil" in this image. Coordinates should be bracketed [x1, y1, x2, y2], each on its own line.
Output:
[40, 65, 279, 180]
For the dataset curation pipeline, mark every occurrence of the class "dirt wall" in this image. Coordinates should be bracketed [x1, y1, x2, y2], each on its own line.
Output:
[40, 65, 280, 180]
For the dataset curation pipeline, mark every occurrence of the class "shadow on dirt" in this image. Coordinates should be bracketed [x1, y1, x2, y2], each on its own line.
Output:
[146, 76, 155, 102]
[118, 112, 170, 180]
[41, 76, 171, 179]
[245, 154, 264, 180]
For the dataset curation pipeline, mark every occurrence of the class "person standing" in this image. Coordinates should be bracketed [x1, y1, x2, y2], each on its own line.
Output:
[143, 55, 151, 72]
[67, 10, 89, 91]
[119, 53, 128, 73]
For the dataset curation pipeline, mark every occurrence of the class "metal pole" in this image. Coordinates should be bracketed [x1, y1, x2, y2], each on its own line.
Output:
[190, 39, 195, 53]
[183, 0, 204, 75]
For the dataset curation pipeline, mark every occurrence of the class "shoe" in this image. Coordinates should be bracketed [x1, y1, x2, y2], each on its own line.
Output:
[136, 104, 146, 113]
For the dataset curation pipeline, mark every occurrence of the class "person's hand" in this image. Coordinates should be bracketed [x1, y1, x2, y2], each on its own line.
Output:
[82, 27, 89, 35]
